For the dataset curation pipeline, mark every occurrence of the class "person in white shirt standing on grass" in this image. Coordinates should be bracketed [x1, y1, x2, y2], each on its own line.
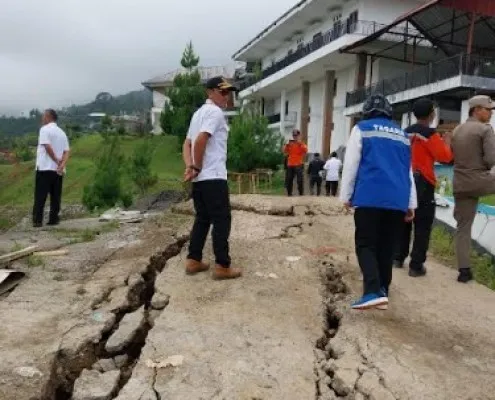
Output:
[33, 109, 70, 228]
[340, 94, 417, 311]
[324, 152, 342, 196]
[182, 76, 242, 280]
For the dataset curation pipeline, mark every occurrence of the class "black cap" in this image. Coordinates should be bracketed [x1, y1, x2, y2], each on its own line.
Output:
[205, 76, 238, 91]
[412, 98, 435, 119]
[362, 93, 393, 118]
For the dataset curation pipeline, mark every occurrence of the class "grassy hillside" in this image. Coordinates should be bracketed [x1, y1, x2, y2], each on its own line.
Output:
[0, 134, 183, 210]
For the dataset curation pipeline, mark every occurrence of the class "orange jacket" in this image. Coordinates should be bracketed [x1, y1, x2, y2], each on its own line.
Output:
[284, 140, 308, 167]
[405, 124, 453, 186]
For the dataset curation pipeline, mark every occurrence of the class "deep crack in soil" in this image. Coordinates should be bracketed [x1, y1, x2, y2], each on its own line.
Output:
[41, 235, 189, 400]
[314, 260, 348, 400]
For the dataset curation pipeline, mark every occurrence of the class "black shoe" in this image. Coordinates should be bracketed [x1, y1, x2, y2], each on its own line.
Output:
[457, 268, 473, 283]
[33, 222, 43, 228]
[47, 220, 60, 226]
[393, 260, 404, 269]
[409, 266, 427, 278]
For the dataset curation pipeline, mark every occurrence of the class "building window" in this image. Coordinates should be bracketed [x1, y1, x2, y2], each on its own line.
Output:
[285, 101, 289, 115]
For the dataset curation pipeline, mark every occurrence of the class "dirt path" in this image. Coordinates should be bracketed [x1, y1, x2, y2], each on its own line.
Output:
[1, 195, 495, 399]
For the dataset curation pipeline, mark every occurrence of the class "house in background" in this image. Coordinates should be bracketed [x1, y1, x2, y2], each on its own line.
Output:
[142, 64, 242, 134]
[233, 0, 432, 157]
[234, 0, 495, 157]
[341, 1, 495, 131]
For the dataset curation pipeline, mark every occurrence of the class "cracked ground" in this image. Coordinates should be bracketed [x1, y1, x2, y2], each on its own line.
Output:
[1, 195, 495, 400]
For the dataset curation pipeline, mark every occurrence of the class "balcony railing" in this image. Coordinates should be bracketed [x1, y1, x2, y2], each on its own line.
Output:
[346, 53, 495, 107]
[238, 20, 390, 92]
[266, 111, 297, 125]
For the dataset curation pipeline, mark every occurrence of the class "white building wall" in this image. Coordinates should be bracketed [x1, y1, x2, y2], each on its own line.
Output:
[261, 0, 361, 69]
[308, 78, 325, 153]
[286, 87, 302, 132]
[358, 0, 424, 26]
[152, 90, 167, 109]
[331, 66, 356, 151]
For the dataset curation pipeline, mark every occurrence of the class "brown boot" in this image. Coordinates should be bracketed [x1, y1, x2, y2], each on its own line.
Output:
[212, 265, 242, 280]
[185, 259, 210, 275]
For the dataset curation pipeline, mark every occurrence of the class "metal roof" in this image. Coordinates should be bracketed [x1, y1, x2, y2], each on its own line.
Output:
[142, 65, 238, 88]
[340, 0, 495, 60]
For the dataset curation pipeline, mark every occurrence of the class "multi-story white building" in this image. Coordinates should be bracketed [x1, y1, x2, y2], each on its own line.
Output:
[233, 0, 495, 156]
[142, 65, 241, 134]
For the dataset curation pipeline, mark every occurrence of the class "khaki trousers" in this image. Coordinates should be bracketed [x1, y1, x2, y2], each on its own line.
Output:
[453, 197, 479, 269]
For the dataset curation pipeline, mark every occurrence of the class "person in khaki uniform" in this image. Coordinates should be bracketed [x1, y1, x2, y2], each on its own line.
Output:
[452, 95, 495, 283]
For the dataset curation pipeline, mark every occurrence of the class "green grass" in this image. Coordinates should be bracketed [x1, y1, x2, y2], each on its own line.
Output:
[26, 254, 44, 267]
[0, 134, 184, 210]
[430, 226, 495, 290]
[51, 221, 120, 244]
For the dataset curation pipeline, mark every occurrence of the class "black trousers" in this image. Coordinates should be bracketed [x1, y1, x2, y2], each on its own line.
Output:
[326, 181, 339, 196]
[33, 170, 63, 225]
[188, 180, 232, 267]
[354, 207, 405, 295]
[309, 176, 322, 196]
[286, 165, 304, 196]
[395, 174, 435, 270]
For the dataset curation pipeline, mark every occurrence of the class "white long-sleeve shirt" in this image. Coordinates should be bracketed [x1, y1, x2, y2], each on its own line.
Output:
[339, 125, 417, 210]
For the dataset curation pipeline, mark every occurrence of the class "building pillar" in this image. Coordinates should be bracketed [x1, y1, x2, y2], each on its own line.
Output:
[300, 81, 310, 144]
[350, 53, 368, 132]
[280, 90, 287, 136]
[321, 70, 336, 158]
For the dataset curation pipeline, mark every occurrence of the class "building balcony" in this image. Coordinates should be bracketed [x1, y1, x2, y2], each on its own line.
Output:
[238, 20, 388, 94]
[266, 111, 297, 128]
[345, 54, 495, 114]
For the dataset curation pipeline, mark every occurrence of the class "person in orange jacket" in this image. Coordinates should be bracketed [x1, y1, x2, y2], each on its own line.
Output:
[394, 98, 454, 277]
[283, 129, 308, 196]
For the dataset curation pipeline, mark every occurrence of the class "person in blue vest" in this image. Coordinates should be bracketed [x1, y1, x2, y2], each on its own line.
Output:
[340, 94, 417, 310]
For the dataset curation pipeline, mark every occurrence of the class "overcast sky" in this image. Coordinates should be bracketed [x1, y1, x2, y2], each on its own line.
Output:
[0, 0, 292, 115]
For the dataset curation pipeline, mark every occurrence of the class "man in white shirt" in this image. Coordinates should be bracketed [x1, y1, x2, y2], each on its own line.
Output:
[324, 152, 342, 196]
[182, 76, 242, 280]
[33, 109, 70, 227]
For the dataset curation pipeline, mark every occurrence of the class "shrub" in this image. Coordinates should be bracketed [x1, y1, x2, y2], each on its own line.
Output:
[82, 136, 133, 211]
[227, 110, 284, 173]
[129, 140, 158, 195]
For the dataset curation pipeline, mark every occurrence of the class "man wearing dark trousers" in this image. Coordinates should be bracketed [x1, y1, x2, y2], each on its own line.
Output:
[284, 129, 308, 196]
[307, 153, 325, 196]
[394, 98, 453, 277]
[182, 76, 242, 280]
[33, 109, 70, 228]
[340, 94, 417, 311]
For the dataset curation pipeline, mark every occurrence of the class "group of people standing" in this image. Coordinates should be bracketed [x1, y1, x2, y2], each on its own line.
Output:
[283, 130, 342, 197]
[340, 94, 495, 310]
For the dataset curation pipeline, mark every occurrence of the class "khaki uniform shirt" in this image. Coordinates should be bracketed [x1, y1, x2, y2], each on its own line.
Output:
[452, 117, 495, 197]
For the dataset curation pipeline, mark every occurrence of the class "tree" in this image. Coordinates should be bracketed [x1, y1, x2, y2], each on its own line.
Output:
[82, 136, 132, 211]
[227, 108, 284, 173]
[129, 140, 158, 195]
[181, 41, 200, 70]
[13, 136, 34, 162]
[116, 123, 126, 136]
[160, 42, 206, 149]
